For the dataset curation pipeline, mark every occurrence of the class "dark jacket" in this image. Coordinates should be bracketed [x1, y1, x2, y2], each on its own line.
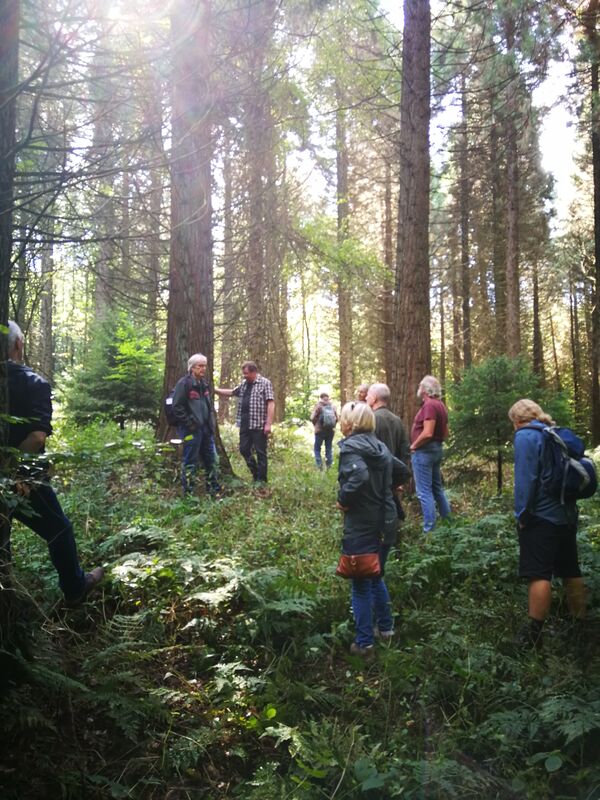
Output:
[374, 407, 410, 468]
[8, 360, 53, 449]
[338, 432, 400, 553]
[172, 375, 215, 433]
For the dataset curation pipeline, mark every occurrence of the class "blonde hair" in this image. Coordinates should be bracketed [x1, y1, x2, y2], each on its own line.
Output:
[339, 401, 376, 434]
[508, 398, 554, 426]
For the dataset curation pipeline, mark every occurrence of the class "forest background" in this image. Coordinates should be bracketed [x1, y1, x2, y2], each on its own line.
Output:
[2, 0, 600, 798]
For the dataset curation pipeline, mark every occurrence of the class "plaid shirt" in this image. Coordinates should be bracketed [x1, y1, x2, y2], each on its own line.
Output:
[232, 375, 275, 430]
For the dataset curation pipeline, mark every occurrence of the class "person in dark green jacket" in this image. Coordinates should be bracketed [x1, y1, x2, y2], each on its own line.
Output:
[337, 402, 407, 657]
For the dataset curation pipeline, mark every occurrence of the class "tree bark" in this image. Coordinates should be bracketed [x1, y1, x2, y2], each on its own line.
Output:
[459, 74, 471, 369]
[391, 0, 431, 424]
[532, 261, 544, 382]
[336, 97, 354, 404]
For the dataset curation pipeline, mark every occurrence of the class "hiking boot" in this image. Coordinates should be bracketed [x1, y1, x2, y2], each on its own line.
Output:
[513, 618, 544, 650]
[65, 567, 105, 608]
[350, 642, 375, 658]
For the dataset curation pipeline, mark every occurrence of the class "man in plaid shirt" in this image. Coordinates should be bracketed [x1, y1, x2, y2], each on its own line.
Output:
[216, 361, 275, 484]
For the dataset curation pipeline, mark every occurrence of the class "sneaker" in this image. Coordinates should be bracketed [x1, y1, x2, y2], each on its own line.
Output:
[65, 567, 105, 608]
[350, 642, 375, 658]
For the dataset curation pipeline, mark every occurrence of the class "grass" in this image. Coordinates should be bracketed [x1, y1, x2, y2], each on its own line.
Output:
[1, 420, 600, 799]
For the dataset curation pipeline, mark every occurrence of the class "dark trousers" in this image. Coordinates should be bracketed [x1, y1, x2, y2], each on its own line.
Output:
[178, 425, 219, 494]
[1, 482, 86, 602]
[239, 428, 268, 483]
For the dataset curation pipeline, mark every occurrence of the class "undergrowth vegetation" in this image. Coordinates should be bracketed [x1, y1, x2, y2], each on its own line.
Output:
[1, 422, 600, 799]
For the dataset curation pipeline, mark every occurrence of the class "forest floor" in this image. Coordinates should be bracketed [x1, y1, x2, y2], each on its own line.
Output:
[1, 421, 600, 800]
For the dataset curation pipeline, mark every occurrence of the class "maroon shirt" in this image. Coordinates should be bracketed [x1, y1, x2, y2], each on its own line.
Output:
[410, 397, 448, 445]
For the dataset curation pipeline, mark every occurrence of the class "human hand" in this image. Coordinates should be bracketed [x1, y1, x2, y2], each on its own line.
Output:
[264, 424, 272, 437]
[336, 501, 348, 512]
[15, 481, 31, 497]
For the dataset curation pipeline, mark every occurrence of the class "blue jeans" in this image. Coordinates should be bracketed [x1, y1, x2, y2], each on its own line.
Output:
[4, 482, 86, 603]
[314, 431, 334, 468]
[178, 425, 219, 494]
[351, 545, 393, 648]
[411, 442, 451, 532]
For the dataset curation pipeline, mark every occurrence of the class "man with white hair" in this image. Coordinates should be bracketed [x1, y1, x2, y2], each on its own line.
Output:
[2, 320, 104, 606]
[409, 375, 451, 532]
[172, 353, 219, 495]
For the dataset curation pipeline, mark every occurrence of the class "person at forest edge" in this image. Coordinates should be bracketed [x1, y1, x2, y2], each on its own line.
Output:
[337, 402, 402, 657]
[172, 353, 219, 496]
[1, 321, 104, 606]
[509, 399, 586, 647]
[410, 375, 451, 532]
[216, 361, 275, 484]
[310, 392, 338, 469]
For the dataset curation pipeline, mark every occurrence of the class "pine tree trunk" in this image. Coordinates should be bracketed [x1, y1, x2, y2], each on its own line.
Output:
[382, 159, 394, 384]
[336, 99, 354, 404]
[532, 262, 545, 382]
[586, 3, 600, 441]
[504, 14, 521, 357]
[160, 0, 227, 471]
[459, 75, 471, 369]
[391, 0, 431, 423]
[490, 116, 507, 353]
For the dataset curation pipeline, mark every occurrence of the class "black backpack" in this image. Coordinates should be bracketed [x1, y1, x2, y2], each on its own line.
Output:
[164, 376, 191, 427]
[525, 424, 598, 504]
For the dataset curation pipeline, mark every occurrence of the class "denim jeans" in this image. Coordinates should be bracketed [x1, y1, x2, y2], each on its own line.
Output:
[239, 429, 268, 482]
[351, 545, 393, 647]
[411, 441, 451, 532]
[4, 482, 86, 603]
[314, 431, 334, 468]
[178, 425, 219, 494]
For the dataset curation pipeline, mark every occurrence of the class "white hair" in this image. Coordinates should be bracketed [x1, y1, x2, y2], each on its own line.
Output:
[187, 353, 207, 371]
[8, 320, 24, 353]
[418, 375, 443, 399]
[368, 383, 390, 405]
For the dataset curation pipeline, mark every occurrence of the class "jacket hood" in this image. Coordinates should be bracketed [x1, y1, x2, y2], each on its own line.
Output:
[339, 432, 389, 465]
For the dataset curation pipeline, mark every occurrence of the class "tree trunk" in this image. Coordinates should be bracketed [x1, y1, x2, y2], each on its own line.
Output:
[586, 1, 600, 441]
[382, 159, 394, 384]
[459, 74, 471, 369]
[490, 115, 507, 353]
[504, 14, 521, 357]
[161, 0, 231, 475]
[570, 273, 582, 423]
[532, 261, 545, 382]
[336, 97, 354, 404]
[391, 0, 431, 424]
[0, 0, 19, 414]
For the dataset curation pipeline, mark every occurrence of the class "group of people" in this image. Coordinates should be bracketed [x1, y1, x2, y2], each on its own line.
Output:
[311, 377, 451, 535]
[314, 380, 587, 656]
[170, 355, 275, 494]
[3, 326, 587, 657]
[312, 377, 452, 655]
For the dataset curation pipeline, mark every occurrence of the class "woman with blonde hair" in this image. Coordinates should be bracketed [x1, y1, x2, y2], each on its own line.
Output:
[509, 399, 586, 647]
[337, 402, 404, 657]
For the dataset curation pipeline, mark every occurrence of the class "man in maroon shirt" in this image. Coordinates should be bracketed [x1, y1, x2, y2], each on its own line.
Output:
[409, 375, 451, 532]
